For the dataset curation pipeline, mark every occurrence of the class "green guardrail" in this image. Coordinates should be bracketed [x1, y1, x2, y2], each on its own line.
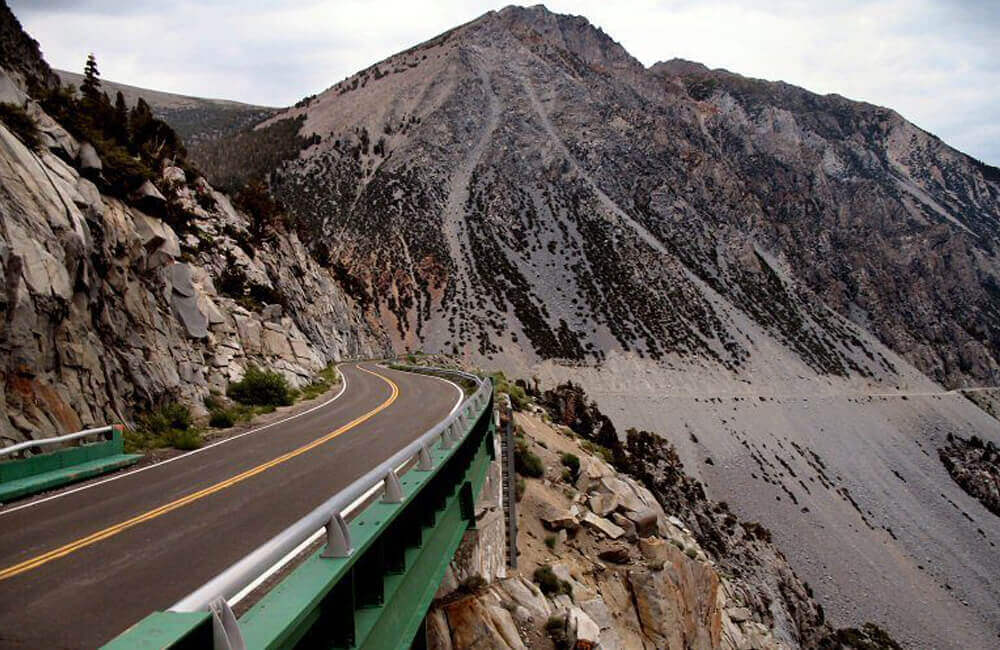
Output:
[108, 377, 495, 649]
[0, 426, 141, 502]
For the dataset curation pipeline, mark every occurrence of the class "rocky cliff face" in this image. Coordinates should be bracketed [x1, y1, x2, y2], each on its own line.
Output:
[427, 395, 900, 649]
[198, 5, 1000, 390]
[0, 6, 387, 442]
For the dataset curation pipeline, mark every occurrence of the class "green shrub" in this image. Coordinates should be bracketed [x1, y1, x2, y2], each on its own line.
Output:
[533, 565, 572, 596]
[491, 371, 529, 411]
[685, 546, 698, 559]
[203, 393, 224, 411]
[514, 438, 544, 478]
[297, 365, 340, 401]
[0, 102, 41, 150]
[127, 402, 201, 451]
[163, 427, 203, 450]
[544, 614, 567, 649]
[141, 402, 192, 436]
[560, 453, 580, 481]
[228, 366, 294, 406]
[209, 409, 236, 428]
[545, 535, 557, 549]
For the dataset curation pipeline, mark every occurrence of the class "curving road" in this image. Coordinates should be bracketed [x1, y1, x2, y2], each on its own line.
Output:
[0, 363, 462, 649]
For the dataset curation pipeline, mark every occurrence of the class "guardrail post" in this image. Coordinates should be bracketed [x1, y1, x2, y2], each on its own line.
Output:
[417, 445, 434, 471]
[209, 597, 246, 650]
[440, 424, 455, 450]
[382, 469, 404, 504]
[321, 513, 353, 558]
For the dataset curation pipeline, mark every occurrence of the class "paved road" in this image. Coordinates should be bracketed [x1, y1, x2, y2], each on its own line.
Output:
[0, 363, 461, 649]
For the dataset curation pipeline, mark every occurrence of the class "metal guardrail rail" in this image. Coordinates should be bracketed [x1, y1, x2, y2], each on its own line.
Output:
[106, 364, 496, 650]
[0, 424, 121, 458]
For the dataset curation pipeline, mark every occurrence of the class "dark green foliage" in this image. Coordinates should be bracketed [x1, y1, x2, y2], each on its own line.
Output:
[234, 178, 289, 242]
[140, 402, 192, 436]
[127, 402, 202, 451]
[189, 115, 319, 192]
[544, 615, 568, 650]
[491, 371, 528, 410]
[544, 534, 557, 549]
[81, 53, 100, 102]
[560, 452, 580, 482]
[227, 366, 294, 407]
[0, 102, 40, 149]
[36, 58, 189, 199]
[208, 409, 236, 428]
[533, 565, 572, 596]
[514, 437, 544, 478]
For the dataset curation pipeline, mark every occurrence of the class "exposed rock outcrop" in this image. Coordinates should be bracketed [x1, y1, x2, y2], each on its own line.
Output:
[0, 26, 389, 441]
[939, 433, 1000, 517]
[427, 389, 900, 649]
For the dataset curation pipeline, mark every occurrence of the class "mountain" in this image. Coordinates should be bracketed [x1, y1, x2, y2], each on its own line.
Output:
[189, 6, 1000, 647]
[4, 3, 1000, 647]
[55, 69, 276, 148]
[198, 5, 1000, 393]
[0, 5, 387, 440]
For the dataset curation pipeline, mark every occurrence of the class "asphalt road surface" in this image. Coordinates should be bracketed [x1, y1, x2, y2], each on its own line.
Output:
[0, 363, 462, 649]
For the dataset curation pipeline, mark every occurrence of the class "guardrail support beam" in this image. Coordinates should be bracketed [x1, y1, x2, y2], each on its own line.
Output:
[382, 469, 404, 504]
[321, 513, 353, 558]
[417, 445, 434, 471]
[209, 597, 245, 650]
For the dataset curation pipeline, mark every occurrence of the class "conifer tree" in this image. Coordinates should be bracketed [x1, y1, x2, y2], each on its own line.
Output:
[105, 91, 127, 144]
[81, 53, 101, 103]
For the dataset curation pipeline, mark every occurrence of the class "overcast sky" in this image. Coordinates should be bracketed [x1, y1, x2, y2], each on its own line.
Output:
[10, 1, 999, 165]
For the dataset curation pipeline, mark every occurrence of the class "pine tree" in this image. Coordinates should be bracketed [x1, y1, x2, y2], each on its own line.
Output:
[81, 53, 101, 103]
[114, 90, 128, 145]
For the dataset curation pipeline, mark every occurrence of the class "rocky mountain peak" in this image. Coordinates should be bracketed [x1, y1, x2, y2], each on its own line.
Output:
[488, 4, 642, 75]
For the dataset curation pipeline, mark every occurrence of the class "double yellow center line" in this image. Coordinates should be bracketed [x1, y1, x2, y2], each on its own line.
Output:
[0, 365, 398, 582]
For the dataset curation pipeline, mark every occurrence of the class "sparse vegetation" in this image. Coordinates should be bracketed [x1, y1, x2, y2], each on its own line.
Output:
[38, 54, 189, 199]
[297, 364, 340, 401]
[514, 437, 544, 478]
[544, 534, 557, 549]
[208, 409, 236, 428]
[491, 371, 529, 411]
[560, 452, 580, 482]
[0, 102, 41, 149]
[126, 402, 202, 451]
[533, 565, 572, 596]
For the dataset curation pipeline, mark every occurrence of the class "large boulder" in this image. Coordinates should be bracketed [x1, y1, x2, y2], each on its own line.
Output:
[566, 606, 601, 649]
[627, 545, 722, 650]
[580, 511, 625, 539]
[78, 142, 102, 173]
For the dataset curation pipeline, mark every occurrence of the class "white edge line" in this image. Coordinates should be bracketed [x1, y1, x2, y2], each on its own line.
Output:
[0, 366, 352, 516]
[228, 370, 465, 608]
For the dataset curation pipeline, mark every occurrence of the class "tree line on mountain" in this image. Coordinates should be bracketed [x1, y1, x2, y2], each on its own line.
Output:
[36, 54, 192, 196]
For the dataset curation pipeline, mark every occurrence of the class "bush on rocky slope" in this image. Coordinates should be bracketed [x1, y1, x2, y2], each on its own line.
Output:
[227, 366, 296, 407]
[0, 102, 40, 149]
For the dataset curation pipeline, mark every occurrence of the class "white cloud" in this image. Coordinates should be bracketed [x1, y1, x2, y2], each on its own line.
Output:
[10, 0, 999, 164]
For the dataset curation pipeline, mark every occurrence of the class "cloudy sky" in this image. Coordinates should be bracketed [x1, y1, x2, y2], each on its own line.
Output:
[10, 0, 999, 165]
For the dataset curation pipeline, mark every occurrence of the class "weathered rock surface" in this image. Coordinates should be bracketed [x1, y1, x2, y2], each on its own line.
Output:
[428, 406, 900, 650]
[939, 433, 1000, 517]
[0, 44, 388, 440]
